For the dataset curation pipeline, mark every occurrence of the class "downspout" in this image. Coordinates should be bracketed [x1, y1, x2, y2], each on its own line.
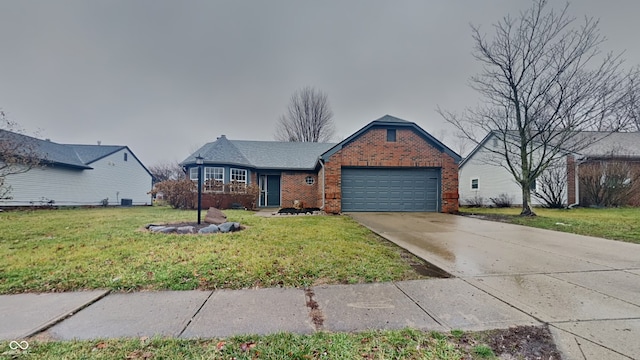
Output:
[320, 158, 326, 209]
[568, 156, 585, 208]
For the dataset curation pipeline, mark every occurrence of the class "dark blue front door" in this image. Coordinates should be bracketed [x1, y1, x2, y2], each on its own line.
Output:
[259, 175, 281, 207]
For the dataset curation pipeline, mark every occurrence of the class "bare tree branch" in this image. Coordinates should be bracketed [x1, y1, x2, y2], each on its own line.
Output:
[148, 161, 185, 183]
[439, 0, 639, 216]
[0, 111, 42, 200]
[274, 86, 336, 142]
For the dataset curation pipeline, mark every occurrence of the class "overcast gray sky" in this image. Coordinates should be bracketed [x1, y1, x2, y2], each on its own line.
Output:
[1, 1, 638, 166]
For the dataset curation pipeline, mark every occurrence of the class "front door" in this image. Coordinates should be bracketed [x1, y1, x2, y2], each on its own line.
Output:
[259, 175, 281, 207]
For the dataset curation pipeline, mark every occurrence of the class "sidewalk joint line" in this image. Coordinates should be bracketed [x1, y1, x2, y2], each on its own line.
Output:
[545, 273, 640, 308]
[25, 289, 112, 339]
[392, 282, 443, 327]
[548, 323, 633, 359]
[459, 277, 547, 325]
[177, 290, 214, 338]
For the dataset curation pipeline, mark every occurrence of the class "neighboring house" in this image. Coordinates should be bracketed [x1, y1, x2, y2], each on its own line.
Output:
[459, 131, 640, 207]
[181, 115, 462, 213]
[0, 130, 152, 206]
[567, 132, 640, 206]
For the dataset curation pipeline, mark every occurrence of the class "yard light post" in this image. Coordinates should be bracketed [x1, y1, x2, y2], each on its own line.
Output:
[196, 154, 204, 224]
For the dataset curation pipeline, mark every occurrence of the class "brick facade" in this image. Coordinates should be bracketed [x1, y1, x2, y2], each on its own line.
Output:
[281, 171, 319, 208]
[567, 155, 640, 206]
[322, 127, 459, 213]
[567, 155, 576, 205]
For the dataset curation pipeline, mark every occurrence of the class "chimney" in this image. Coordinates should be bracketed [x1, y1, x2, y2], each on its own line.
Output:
[97, 141, 101, 146]
[217, 135, 226, 140]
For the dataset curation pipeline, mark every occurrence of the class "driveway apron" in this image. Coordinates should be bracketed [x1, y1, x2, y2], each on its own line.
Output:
[348, 212, 640, 360]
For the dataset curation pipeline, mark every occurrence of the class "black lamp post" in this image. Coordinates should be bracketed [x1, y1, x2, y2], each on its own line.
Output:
[196, 154, 204, 224]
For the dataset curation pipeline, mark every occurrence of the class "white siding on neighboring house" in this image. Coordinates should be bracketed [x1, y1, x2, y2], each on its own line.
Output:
[459, 134, 568, 207]
[2, 148, 152, 206]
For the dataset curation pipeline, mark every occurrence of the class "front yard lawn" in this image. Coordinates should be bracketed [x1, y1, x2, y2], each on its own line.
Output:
[459, 206, 640, 244]
[0, 207, 428, 294]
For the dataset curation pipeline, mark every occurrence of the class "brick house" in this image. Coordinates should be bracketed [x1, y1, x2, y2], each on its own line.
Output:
[181, 115, 462, 213]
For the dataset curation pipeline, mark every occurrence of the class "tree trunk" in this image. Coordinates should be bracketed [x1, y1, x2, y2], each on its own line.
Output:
[520, 183, 537, 216]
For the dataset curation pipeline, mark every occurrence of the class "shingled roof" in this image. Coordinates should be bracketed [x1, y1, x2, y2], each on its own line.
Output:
[0, 129, 128, 169]
[182, 135, 336, 170]
[573, 132, 640, 158]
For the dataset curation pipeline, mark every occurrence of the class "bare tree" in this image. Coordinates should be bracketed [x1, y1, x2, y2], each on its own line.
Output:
[438, 0, 638, 216]
[435, 128, 472, 157]
[148, 161, 185, 183]
[275, 86, 335, 142]
[534, 163, 567, 208]
[0, 111, 41, 200]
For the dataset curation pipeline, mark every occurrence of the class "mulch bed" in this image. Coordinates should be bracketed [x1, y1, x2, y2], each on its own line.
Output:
[455, 325, 562, 359]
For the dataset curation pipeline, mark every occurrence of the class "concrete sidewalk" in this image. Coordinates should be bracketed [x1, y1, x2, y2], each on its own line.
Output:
[0, 279, 538, 342]
[349, 212, 640, 360]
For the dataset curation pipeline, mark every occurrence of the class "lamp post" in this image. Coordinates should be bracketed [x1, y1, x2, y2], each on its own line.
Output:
[196, 154, 204, 224]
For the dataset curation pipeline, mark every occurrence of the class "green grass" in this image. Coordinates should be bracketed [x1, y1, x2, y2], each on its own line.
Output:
[459, 206, 640, 244]
[0, 330, 466, 359]
[0, 207, 427, 294]
[473, 344, 496, 358]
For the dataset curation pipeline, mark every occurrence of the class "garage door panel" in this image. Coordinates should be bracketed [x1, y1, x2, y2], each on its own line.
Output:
[341, 168, 440, 212]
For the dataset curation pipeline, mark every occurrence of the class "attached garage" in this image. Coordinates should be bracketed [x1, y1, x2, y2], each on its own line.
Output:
[320, 115, 461, 214]
[341, 168, 440, 212]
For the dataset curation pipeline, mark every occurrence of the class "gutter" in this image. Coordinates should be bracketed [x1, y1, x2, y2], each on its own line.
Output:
[568, 156, 586, 208]
[320, 159, 326, 209]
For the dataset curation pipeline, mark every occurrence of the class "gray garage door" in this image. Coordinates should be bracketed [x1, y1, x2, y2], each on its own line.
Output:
[341, 168, 440, 212]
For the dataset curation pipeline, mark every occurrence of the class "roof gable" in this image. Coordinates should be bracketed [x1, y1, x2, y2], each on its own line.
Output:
[321, 115, 462, 163]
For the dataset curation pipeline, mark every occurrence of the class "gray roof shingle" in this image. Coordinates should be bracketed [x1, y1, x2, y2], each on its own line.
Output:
[0, 130, 127, 169]
[182, 135, 336, 170]
[574, 132, 640, 158]
[68, 144, 127, 164]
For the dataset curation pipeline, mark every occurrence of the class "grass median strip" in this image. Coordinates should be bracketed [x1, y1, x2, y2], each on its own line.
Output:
[3, 330, 466, 359]
[3, 326, 560, 359]
[459, 206, 640, 244]
[0, 207, 428, 294]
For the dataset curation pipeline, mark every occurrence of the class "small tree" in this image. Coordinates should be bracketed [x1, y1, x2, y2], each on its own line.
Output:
[535, 163, 567, 208]
[275, 86, 335, 142]
[149, 179, 196, 209]
[0, 111, 41, 200]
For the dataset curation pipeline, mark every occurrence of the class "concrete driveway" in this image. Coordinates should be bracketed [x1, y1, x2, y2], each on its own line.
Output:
[349, 212, 640, 360]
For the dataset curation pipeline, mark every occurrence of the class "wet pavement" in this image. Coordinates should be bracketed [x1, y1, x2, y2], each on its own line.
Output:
[2, 212, 639, 359]
[1, 279, 538, 341]
[349, 212, 640, 360]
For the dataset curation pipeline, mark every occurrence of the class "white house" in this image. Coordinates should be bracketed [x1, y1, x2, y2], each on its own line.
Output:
[0, 130, 152, 206]
[458, 131, 568, 207]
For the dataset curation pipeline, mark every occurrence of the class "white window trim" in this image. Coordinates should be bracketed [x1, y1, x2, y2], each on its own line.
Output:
[471, 178, 479, 190]
[205, 167, 225, 183]
[230, 168, 248, 184]
[189, 167, 198, 181]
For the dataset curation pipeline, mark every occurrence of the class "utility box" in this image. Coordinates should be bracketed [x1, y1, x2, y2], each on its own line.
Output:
[121, 198, 133, 207]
